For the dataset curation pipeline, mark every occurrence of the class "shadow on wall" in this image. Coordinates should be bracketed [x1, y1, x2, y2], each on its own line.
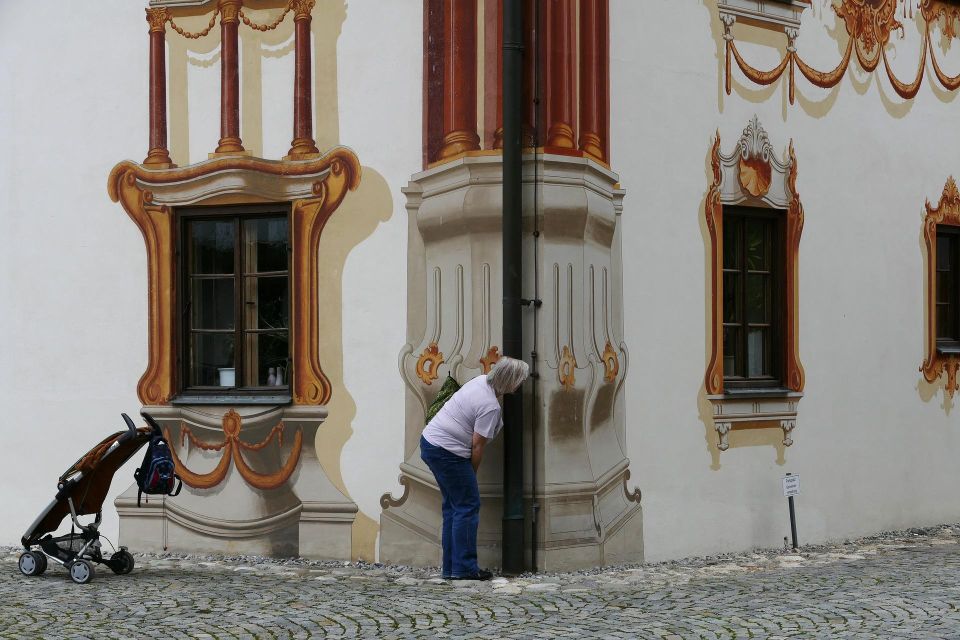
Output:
[163, 0, 394, 560]
[917, 207, 955, 414]
[696, 137, 788, 470]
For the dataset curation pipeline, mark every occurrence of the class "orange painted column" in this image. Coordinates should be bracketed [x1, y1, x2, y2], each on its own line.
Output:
[578, 0, 608, 162]
[544, 0, 576, 149]
[437, 0, 480, 160]
[522, 0, 538, 147]
[215, 0, 245, 154]
[288, 0, 320, 158]
[486, 0, 504, 149]
[144, 8, 173, 167]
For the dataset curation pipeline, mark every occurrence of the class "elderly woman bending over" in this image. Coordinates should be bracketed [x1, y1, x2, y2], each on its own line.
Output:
[420, 357, 530, 581]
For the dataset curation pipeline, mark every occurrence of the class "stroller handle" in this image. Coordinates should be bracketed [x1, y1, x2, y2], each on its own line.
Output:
[140, 411, 163, 434]
[120, 413, 138, 442]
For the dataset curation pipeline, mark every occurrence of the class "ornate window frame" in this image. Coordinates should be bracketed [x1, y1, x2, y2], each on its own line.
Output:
[704, 116, 805, 451]
[921, 177, 960, 396]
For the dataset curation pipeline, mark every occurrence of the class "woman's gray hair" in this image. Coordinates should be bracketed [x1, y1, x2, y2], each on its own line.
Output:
[486, 357, 530, 395]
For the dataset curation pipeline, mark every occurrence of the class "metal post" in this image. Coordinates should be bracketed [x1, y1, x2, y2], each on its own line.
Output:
[501, 0, 525, 576]
[787, 473, 798, 550]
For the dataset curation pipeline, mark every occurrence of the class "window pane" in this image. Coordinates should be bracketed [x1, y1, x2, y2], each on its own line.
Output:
[189, 220, 234, 274]
[723, 273, 740, 323]
[747, 328, 767, 377]
[243, 331, 289, 387]
[937, 234, 952, 273]
[745, 218, 769, 271]
[723, 326, 740, 378]
[189, 333, 235, 387]
[245, 217, 289, 274]
[938, 304, 955, 340]
[191, 278, 235, 330]
[746, 273, 770, 324]
[245, 275, 289, 330]
[723, 217, 741, 269]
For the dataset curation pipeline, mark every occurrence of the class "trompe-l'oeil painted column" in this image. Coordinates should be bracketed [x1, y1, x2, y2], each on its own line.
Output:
[544, 0, 576, 149]
[437, 0, 481, 161]
[144, 8, 173, 167]
[578, 0, 608, 162]
[215, 0, 245, 154]
[287, 0, 320, 159]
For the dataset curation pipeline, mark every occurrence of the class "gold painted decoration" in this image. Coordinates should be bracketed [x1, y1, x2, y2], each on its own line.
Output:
[601, 341, 619, 383]
[480, 346, 501, 374]
[921, 177, 960, 396]
[723, 0, 960, 103]
[109, 148, 361, 406]
[703, 128, 805, 396]
[559, 345, 577, 389]
[146, 7, 171, 33]
[738, 155, 772, 198]
[416, 343, 444, 385]
[166, 410, 303, 491]
[704, 134, 725, 396]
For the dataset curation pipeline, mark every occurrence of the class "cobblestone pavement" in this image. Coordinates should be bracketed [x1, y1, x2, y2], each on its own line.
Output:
[5, 526, 960, 639]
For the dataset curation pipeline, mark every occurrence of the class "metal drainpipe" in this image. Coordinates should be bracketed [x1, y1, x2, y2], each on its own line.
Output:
[501, 0, 525, 576]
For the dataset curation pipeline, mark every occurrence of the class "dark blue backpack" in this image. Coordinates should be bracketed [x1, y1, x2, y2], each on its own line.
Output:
[134, 414, 182, 507]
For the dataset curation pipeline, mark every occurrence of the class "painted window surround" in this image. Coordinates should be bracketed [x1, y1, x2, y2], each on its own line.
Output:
[704, 116, 805, 452]
[108, 151, 360, 407]
[921, 177, 960, 396]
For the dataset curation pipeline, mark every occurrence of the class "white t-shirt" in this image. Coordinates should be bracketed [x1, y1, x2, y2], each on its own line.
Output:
[422, 375, 503, 458]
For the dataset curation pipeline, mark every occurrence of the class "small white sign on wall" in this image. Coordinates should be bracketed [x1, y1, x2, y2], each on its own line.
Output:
[782, 474, 800, 497]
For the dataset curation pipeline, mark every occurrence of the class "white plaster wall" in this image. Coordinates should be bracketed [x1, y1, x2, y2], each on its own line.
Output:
[0, 1, 149, 547]
[612, 0, 960, 561]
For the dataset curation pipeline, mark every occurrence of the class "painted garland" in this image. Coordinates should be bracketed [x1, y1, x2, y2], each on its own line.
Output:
[724, 0, 960, 103]
[166, 410, 302, 491]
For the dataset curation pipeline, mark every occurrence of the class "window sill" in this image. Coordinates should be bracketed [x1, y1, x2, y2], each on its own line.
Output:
[937, 344, 960, 355]
[707, 389, 802, 451]
[171, 395, 293, 406]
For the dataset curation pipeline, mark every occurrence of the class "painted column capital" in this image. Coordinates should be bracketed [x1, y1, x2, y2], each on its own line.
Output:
[291, 0, 316, 21]
[146, 8, 170, 33]
[218, 0, 242, 25]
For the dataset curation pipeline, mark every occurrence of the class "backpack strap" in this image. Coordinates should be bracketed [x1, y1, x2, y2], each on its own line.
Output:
[170, 475, 183, 497]
[137, 487, 142, 508]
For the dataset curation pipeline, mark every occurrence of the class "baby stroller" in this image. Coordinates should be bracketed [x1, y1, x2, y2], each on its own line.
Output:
[19, 413, 154, 584]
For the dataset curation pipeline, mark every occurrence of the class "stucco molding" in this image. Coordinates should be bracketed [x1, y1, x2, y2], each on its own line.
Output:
[704, 117, 804, 451]
[921, 177, 960, 396]
[108, 148, 360, 406]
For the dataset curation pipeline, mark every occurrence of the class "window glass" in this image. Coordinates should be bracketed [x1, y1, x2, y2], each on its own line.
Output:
[182, 210, 290, 394]
[723, 208, 782, 388]
[937, 230, 958, 342]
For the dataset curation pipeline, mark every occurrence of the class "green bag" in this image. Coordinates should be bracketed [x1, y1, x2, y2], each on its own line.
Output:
[425, 374, 461, 425]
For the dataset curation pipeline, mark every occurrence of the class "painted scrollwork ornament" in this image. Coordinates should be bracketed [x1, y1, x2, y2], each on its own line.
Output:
[921, 177, 960, 396]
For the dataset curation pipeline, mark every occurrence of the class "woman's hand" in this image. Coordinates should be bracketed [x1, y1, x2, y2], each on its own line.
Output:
[471, 432, 488, 472]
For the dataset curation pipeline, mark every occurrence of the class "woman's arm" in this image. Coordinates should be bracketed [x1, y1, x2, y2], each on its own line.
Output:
[471, 432, 488, 472]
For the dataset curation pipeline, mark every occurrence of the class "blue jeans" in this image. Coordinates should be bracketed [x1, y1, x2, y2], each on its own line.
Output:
[420, 436, 480, 578]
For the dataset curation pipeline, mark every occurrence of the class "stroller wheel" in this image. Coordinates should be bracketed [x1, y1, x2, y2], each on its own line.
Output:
[18, 551, 45, 577]
[68, 559, 94, 584]
[109, 550, 135, 575]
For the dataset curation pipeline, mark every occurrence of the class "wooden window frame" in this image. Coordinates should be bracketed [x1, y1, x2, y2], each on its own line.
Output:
[721, 206, 786, 390]
[921, 177, 960, 396]
[175, 203, 292, 401]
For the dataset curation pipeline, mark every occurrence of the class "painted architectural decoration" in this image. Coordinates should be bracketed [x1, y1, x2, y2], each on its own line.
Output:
[380, 0, 642, 571]
[9, 0, 960, 571]
[110, 0, 362, 559]
[921, 177, 960, 396]
[722, 0, 960, 102]
[704, 117, 804, 453]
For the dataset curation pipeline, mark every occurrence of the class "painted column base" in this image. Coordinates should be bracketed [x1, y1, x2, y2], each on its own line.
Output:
[116, 405, 357, 559]
[379, 459, 504, 569]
